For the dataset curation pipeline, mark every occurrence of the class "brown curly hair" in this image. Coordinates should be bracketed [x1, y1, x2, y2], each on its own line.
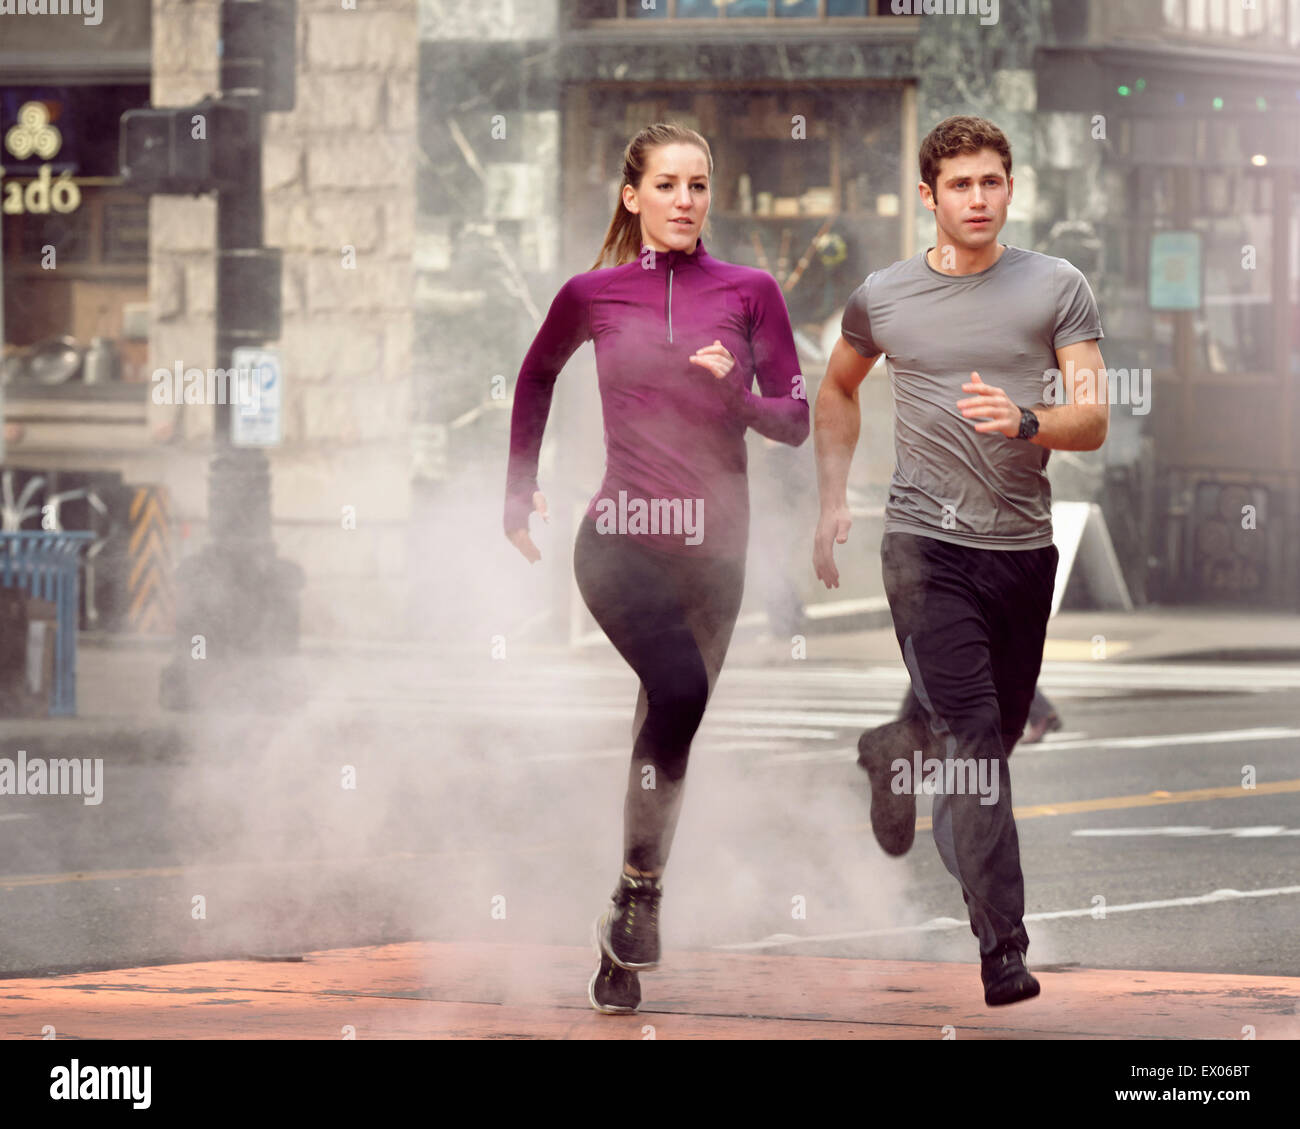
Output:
[919, 116, 1012, 200]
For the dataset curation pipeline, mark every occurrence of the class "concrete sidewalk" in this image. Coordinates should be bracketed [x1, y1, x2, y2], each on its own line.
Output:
[3, 941, 1296, 1039]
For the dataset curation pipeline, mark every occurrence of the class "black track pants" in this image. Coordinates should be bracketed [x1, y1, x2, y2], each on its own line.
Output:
[881, 530, 1058, 958]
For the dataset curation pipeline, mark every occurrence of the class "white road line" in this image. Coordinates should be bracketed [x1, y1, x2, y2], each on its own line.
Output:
[764, 746, 856, 765]
[523, 749, 627, 763]
[716, 884, 1300, 950]
[413, 690, 906, 711]
[0, 813, 32, 823]
[458, 658, 1300, 684]
[714, 699, 906, 711]
[1073, 826, 1300, 838]
[424, 702, 898, 727]
[413, 660, 1300, 697]
[523, 738, 801, 763]
[707, 710, 895, 728]
[722, 663, 1300, 691]
[694, 740, 817, 754]
[1015, 727, 1300, 752]
[368, 703, 636, 720]
[764, 726, 1300, 765]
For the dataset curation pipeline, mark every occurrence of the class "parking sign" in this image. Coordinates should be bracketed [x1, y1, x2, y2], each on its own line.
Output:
[231, 347, 283, 447]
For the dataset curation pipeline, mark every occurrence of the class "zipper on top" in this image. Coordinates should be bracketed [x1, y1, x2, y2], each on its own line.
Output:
[666, 266, 674, 344]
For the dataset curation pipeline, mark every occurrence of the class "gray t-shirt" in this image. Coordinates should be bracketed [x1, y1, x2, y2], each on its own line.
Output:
[841, 245, 1103, 550]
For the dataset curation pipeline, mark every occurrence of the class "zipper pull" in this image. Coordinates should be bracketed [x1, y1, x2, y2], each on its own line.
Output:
[666, 266, 674, 344]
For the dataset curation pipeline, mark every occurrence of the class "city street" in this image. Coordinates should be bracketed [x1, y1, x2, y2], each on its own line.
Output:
[3, 643, 1298, 996]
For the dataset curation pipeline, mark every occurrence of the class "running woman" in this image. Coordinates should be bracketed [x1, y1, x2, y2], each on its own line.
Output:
[503, 122, 809, 1014]
[812, 116, 1107, 1007]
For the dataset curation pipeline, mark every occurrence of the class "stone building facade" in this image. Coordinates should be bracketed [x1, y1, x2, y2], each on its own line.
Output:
[149, 0, 418, 638]
[7, 0, 1294, 652]
[419, 0, 1300, 633]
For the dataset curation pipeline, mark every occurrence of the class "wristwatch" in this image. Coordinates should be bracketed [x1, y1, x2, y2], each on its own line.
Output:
[1016, 407, 1040, 441]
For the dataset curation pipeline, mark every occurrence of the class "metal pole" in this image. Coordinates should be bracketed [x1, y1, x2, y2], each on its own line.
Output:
[0, 156, 7, 466]
[160, 0, 302, 709]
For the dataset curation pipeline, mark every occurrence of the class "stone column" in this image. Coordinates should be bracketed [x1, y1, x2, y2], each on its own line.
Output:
[149, 0, 419, 640]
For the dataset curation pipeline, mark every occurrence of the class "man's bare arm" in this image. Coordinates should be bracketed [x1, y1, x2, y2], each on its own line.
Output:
[1033, 339, 1109, 451]
[956, 339, 1109, 452]
[812, 336, 881, 588]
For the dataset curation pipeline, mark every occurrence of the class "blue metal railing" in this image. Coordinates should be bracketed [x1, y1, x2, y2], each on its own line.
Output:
[0, 531, 93, 716]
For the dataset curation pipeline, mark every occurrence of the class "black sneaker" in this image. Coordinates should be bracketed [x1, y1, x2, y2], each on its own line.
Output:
[588, 914, 641, 1014]
[981, 944, 1041, 1007]
[596, 872, 663, 971]
[856, 719, 920, 856]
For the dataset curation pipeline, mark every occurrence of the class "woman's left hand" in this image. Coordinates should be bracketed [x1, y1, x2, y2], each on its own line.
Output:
[689, 340, 736, 380]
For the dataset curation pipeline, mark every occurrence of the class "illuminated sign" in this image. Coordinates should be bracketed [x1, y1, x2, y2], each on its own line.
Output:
[2, 101, 83, 215]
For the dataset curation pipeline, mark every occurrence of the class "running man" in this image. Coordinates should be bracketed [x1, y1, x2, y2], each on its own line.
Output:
[504, 122, 808, 1014]
[891, 682, 1064, 746]
[812, 116, 1107, 1007]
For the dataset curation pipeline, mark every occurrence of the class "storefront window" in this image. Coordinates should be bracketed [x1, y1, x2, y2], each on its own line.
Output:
[1168, 0, 1295, 40]
[1190, 169, 1274, 375]
[1, 86, 150, 387]
[1104, 166, 1283, 379]
[1096, 166, 1177, 376]
[594, 0, 892, 21]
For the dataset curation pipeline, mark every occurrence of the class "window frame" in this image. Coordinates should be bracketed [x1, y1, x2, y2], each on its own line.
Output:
[1161, 0, 1298, 45]
[569, 0, 918, 29]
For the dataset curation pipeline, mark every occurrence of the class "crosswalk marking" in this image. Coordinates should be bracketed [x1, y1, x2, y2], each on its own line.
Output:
[1008, 727, 1300, 753]
[719, 663, 1300, 692]
[351, 657, 1300, 767]
[398, 663, 1300, 702]
[782, 725, 1300, 768]
[387, 658, 1300, 695]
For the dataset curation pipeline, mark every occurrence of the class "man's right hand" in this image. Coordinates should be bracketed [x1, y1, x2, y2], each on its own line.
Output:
[506, 491, 549, 563]
[813, 504, 852, 589]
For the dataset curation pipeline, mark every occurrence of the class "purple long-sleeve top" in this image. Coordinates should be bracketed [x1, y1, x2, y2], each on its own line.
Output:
[504, 238, 809, 559]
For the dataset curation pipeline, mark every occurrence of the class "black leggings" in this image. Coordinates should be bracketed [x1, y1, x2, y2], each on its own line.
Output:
[573, 515, 745, 873]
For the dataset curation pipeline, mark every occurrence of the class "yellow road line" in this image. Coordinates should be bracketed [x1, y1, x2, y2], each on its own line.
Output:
[10, 782, 1298, 889]
[905, 778, 1300, 833]
[0, 844, 566, 891]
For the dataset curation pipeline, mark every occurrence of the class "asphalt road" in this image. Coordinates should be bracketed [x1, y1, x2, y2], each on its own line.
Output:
[1, 652, 1298, 981]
